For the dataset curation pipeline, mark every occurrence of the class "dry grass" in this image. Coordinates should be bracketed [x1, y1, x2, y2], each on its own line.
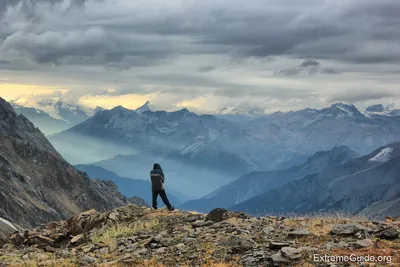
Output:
[144, 208, 179, 218]
[283, 216, 353, 236]
[90, 218, 160, 249]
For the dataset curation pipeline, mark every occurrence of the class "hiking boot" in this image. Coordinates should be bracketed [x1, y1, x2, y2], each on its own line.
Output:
[153, 207, 158, 210]
[168, 206, 175, 211]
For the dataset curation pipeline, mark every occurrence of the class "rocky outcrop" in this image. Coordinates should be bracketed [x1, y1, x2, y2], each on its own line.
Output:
[0, 97, 148, 235]
[205, 208, 250, 222]
[1, 206, 399, 266]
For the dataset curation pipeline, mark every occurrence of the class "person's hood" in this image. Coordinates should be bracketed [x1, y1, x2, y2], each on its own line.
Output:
[153, 163, 162, 171]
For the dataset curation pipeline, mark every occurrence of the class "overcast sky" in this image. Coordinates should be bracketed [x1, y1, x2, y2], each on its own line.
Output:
[1, 0, 399, 114]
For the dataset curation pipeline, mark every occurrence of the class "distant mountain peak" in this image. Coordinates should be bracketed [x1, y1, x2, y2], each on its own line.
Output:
[364, 104, 399, 116]
[366, 104, 385, 113]
[330, 102, 357, 109]
[111, 105, 131, 113]
[327, 102, 364, 118]
[173, 108, 194, 116]
[135, 101, 151, 114]
[94, 106, 106, 114]
[179, 108, 190, 113]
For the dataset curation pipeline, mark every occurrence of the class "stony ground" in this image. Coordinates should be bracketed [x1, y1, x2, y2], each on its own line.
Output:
[0, 205, 399, 266]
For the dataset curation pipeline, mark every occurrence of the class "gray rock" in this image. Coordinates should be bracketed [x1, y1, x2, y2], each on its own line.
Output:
[262, 227, 275, 235]
[206, 208, 249, 222]
[192, 220, 213, 228]
[353, 239, 374, 248]
[176, 243, 185, 250]
[281, 247, 302, 260]
[376, 227, 399, 240]
[288, 229, 313, 238]
[270, 252, 291, 265]
[324, 241, 349, 250]
[117, 245, 126, 252]
[156, 247, 167, 253]
[299, 246, 319, 252]
[83, 255, 97, 264]
[330, 223, 371, 236]
[186, 216, 202, 223]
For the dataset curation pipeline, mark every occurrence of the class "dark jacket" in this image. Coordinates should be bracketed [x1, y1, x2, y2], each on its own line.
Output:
[150, 163, 165, 191]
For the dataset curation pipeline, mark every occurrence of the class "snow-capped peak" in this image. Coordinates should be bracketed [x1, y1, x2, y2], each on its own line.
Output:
[135, 101, 151, 114]
[327, 103, 364, 118]
[365, 104, 398, 116]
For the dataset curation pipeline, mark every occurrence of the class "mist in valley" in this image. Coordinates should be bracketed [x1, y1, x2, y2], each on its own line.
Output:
[48, 132, 138, 165]
[48, 132, 241, 201]
[93, 154, 236, 200]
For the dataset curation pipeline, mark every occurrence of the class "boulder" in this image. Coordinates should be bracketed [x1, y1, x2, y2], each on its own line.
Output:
[287, 229, 313, 238]
[375, 227, 399, 240]
[206, 208, 249, 223]
[281, 247, 302, 260]
[353, 239, 374, 248]
[270, 252, 291, 265]
[330, 223, 371, 236]
[70, 234, 85, 245]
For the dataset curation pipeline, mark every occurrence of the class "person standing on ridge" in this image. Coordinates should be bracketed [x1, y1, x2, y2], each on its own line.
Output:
[150, 163, 175, 211]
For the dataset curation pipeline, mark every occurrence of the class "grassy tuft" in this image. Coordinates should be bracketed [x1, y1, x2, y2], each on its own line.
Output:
[90, 219, 161, 249]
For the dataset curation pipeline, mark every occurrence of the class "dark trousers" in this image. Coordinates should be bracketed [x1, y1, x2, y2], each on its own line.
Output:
[152, 190, 172, 209]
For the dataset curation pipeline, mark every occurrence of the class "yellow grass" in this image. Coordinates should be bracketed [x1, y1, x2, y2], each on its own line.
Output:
[90, 219, 160, 250]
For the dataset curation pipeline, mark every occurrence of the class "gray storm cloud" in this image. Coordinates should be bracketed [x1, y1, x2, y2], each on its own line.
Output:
[0, 0, 399, 112]
[2, 0, 400, 66]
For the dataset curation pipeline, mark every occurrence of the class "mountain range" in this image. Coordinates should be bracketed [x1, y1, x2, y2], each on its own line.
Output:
[9, 99, 400, 218]
[231, 142, 400, 219]
[0, 97, 146, 230]
[49, 105, 254, 197]
[179, 145, 359, 212]
[46, 102, 400, 196]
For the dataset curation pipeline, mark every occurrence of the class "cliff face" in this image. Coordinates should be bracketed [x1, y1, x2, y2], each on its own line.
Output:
[0, 97, 147, 231]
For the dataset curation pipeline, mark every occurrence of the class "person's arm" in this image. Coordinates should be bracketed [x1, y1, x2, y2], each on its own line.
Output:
[160, 171, 165, 183]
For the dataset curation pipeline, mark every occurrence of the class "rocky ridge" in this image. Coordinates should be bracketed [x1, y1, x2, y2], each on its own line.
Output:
[0, 205, 399, 266]
[0, 97, 148, 234]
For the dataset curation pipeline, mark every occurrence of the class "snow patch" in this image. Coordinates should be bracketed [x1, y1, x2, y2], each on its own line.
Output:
[336, 105, 353, 115]
[369, 148, 393, 162]
[0, 217, 18, 231]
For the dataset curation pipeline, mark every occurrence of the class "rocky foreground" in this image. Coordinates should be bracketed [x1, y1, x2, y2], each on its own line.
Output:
[0, 205, 399, 267]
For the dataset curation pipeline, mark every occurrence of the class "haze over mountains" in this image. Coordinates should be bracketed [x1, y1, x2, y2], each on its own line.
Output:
[6, 99, 400, 219]
[180, 145, 359, 212]
[11, 99, 91, 135]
